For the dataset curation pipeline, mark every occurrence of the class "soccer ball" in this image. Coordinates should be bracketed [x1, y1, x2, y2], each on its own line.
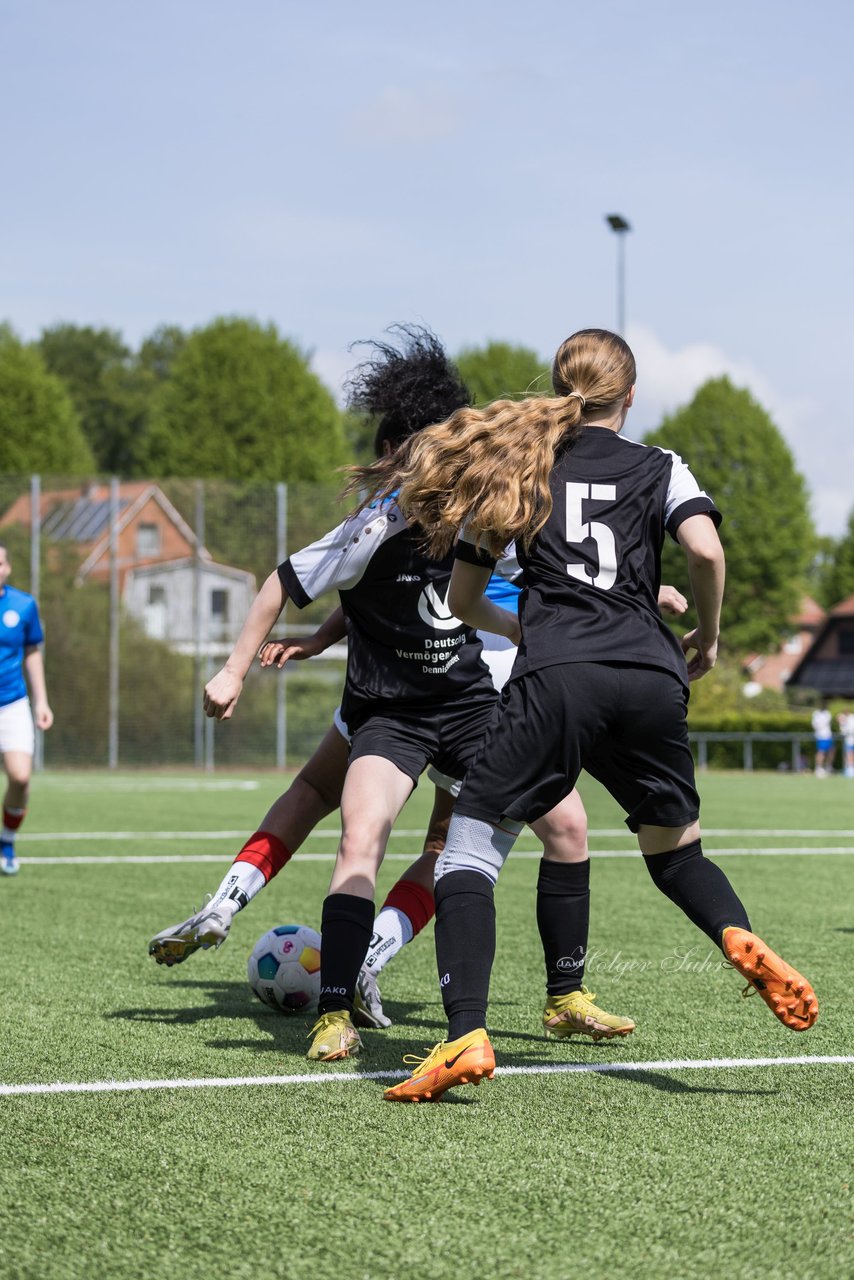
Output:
[247, 924, 321, 1014]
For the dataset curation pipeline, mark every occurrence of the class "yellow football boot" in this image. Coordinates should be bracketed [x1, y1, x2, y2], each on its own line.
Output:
[306, 1011, 363, 1061]
[543, 986, 636, 1042]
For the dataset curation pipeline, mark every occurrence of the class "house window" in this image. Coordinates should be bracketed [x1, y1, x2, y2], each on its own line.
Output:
[211, 589, 229, 623]
[137, 522, 160, 557]
[144, 582, 168, 640]
[839, 629, 854, 656]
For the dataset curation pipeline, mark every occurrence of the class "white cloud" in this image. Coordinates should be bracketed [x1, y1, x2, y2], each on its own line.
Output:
[626, 325, 851, 537]
[627, 324, 783, 431]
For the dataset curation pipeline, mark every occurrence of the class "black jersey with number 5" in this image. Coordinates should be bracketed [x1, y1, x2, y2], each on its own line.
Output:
[278, 500, 495, 726]
[456, 427, 721, 688]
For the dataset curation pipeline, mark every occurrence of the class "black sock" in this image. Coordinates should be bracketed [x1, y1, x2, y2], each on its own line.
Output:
[318, 893, 375, 1015]
[643, 839, 751, 947]
[536, 859, 590, 996]
[434, 870, 495, 1040]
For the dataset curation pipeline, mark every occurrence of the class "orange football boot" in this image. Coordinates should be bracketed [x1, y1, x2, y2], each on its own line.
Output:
[383, 1028, 496, 1102]
[722, 927, 818, 1031]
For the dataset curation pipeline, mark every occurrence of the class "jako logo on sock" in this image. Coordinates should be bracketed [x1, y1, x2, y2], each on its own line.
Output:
[440, 972, 450, 987]
[320, 986, 348, 996]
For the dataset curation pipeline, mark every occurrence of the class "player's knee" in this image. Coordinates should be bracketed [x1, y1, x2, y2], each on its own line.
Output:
[435, 814, 520, 886]
[4, 766, 30, 791]
[643, 838, 704, 887]
[292, 769, 340, 817]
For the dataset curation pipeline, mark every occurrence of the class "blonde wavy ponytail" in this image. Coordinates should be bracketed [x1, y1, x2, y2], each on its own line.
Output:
[395, 397, 582, 557]
[344, 328, 636, 559]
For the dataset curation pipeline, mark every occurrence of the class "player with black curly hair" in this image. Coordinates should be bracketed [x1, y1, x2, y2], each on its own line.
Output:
[147, 326, 484, 1021]
[346, 322, 472, 460]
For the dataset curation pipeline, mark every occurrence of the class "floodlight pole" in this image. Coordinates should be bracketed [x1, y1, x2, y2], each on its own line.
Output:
[605, 214, 631, 335]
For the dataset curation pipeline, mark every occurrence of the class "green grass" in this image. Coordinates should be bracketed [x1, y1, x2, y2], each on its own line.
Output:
[1, 770, 853, 1280]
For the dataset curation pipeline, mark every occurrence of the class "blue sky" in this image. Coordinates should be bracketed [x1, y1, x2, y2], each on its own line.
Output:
[2, 1, 852, 534]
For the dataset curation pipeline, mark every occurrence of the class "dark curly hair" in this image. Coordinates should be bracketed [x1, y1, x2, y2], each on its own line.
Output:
[344, 323, 471, 457]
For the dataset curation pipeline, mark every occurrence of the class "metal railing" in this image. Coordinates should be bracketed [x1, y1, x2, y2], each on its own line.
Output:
[690, 732, 829, 772]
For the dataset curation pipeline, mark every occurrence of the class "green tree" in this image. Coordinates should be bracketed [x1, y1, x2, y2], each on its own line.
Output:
[142, 317, 346, 482]
[645, 377, 814, 654]
[37, 324, 141, 473]
[814, 509, 854, 607]
[0, 326, 94, 473]
[136, 324, 187, 383]
[455, 341, 550, 405]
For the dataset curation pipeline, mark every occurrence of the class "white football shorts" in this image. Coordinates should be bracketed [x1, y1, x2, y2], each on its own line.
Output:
[0, 697, 35, 756]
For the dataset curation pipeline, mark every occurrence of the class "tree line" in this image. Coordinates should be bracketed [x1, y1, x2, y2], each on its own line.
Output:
[0, 317, 852, 660]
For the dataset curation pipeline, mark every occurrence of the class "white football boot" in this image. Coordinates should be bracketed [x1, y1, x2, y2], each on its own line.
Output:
[149, 896, 235, 966]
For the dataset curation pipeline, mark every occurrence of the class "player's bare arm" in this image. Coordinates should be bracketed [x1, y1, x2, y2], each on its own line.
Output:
[23, 646, 53, 731]
[259, 606, 347, 669]
[676, 514, 725, 681]
[204, 571, 289, 719]
[448, 560, 522, 645]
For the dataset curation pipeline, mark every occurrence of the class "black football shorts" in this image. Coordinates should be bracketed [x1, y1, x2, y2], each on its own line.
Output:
[455, 661, 700, 833]
[348, 693, 499, 787]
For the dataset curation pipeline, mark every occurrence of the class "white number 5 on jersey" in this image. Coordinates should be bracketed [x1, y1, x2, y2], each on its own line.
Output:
[565, 482, 617, 590]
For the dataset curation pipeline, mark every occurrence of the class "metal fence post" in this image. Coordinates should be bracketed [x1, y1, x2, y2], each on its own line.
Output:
[30, 476, 44, 772]
[204, 656, 215, 772]
[108, 477, 120, 769]
[275, 482, 288, 769]
[193, 481, 205, 769]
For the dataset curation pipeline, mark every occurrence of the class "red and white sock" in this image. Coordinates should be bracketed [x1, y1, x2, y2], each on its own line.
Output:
[208, 830, 293, 914]
[2, 807, 26, 843]
[363, 878, 434, 975]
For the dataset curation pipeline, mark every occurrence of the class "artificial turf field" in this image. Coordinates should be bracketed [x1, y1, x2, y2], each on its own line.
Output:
[1, 769, 852, 1280]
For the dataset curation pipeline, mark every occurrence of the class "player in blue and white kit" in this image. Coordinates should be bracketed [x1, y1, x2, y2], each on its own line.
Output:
[0, 542, 53, 875]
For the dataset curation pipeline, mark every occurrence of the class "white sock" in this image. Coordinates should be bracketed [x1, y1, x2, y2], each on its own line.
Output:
[363, 906, 414, 975]
[208, 862, 267, 914]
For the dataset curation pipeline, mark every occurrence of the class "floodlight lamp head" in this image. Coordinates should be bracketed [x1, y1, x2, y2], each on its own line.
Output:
[606, 214, 631, 233]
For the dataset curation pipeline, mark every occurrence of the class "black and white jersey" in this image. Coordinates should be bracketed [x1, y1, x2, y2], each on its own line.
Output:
[278, 500, 495, 725]
[456, 427, 721, 688]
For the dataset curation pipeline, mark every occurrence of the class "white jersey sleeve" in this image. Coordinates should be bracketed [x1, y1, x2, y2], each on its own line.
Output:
[279, 501, 407, 607]
[655, 448, 722, 538]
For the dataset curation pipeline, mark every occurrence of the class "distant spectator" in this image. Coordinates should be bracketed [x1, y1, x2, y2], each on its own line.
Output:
[838, 709, 854, 779]
[811, 705, 834, 777]
[0, 541, 53, 874]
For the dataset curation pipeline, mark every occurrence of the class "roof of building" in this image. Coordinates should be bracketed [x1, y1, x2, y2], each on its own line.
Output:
[787, 659, 854, 696]
[42, 494, 132, 542]
[830, 593, 854, 618]
[794, 596, 827, 626]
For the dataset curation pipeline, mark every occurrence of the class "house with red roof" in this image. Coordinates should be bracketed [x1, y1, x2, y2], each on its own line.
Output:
[1, 482, 256, 652]
[742, 597, 826, 692]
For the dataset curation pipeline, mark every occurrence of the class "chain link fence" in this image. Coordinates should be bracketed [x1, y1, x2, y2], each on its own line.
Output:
[0, 474, 352, 769]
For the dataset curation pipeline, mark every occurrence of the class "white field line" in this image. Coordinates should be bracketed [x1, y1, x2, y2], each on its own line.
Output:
[37, 780, 260, 792]
[18, 847, 854, 866]
[2, 1054, 852, 1098]
[17, 826, 854, 842]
